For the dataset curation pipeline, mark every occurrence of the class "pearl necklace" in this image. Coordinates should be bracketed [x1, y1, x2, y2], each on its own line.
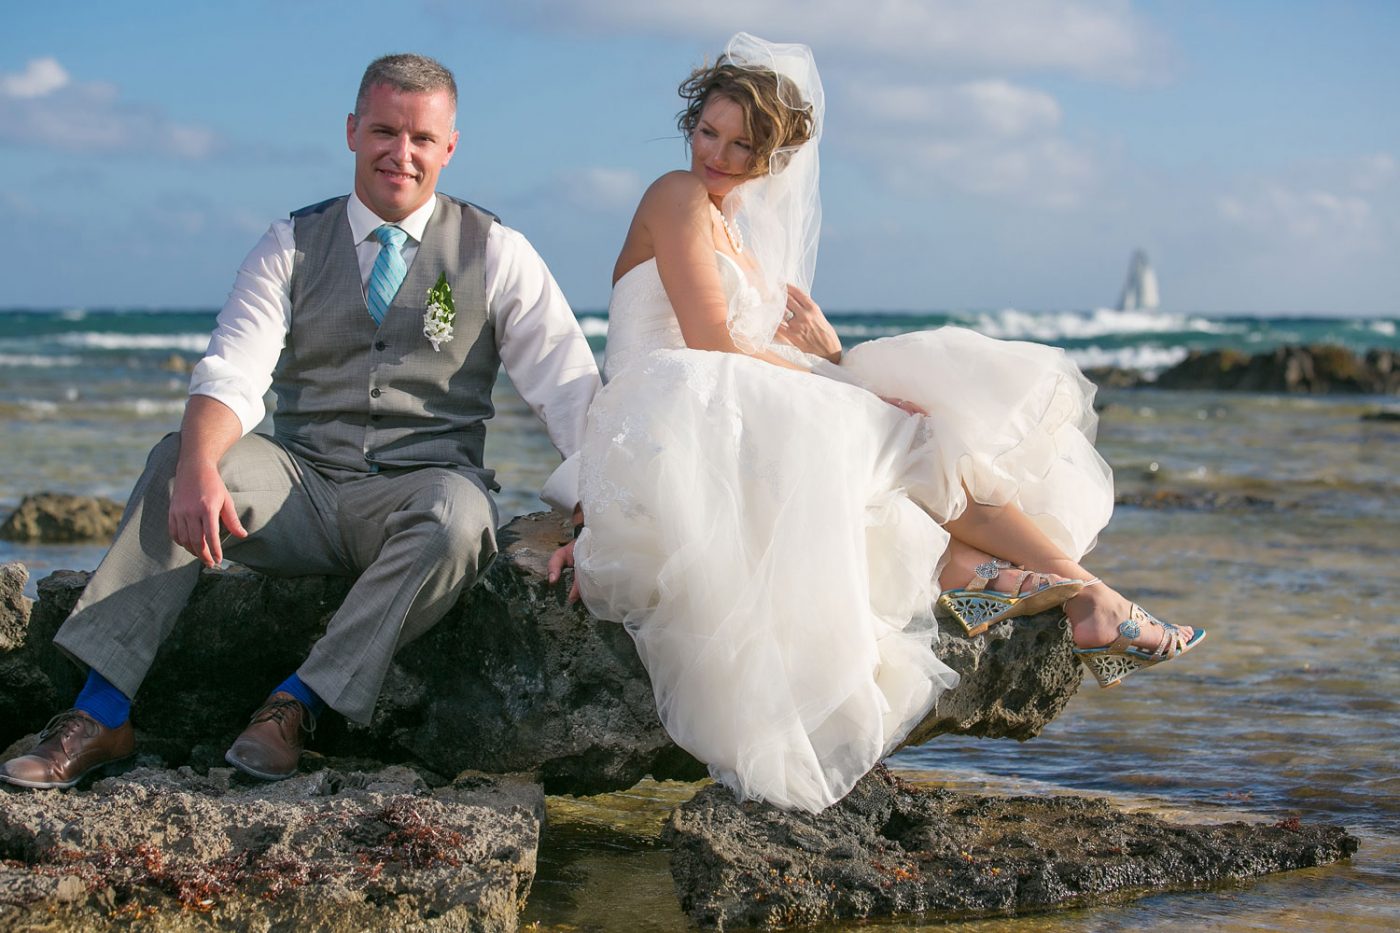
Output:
[713, 206, 744, 255]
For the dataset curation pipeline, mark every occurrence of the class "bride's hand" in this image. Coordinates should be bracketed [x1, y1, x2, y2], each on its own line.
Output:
[880, 396, 928, 416]
[779, 285, 841, 363]
[547, 539, 582, 604]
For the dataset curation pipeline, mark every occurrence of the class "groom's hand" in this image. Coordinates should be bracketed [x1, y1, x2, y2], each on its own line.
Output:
[169, 460, 248, 568]
[547, 540, 582, 604]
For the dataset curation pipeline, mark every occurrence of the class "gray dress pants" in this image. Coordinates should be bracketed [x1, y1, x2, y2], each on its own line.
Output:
[53, 431, 498, 723]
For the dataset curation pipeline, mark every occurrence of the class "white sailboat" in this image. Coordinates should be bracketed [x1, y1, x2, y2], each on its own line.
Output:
[1117, 249, 1160, 312]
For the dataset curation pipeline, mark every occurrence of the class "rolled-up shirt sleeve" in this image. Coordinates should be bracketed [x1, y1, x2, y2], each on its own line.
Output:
[187, 220, 295, 435]
[487, 224, 600, 512]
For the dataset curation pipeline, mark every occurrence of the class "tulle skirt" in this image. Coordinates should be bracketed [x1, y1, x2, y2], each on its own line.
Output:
[575, 328, 1112, 812]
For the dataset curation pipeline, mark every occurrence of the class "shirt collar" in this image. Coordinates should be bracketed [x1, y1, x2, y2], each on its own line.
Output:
[347, 192, 438, 245]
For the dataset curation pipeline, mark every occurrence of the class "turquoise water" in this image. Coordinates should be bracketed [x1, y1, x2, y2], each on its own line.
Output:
[1, 307, 1397, 928]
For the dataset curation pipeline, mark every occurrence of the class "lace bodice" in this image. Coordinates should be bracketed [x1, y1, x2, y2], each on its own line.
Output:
[603, 252, 767, 382]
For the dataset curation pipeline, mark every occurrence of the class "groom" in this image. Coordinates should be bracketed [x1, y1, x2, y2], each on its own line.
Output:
[1, 54, 599, 788]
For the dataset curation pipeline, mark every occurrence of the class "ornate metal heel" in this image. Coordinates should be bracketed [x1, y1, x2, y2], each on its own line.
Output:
[1072, 604, 1206, 688]
[937, 558, 1087, 637]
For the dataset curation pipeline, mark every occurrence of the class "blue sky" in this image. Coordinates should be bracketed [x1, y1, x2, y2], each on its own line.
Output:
[3, 0, 1397, 315]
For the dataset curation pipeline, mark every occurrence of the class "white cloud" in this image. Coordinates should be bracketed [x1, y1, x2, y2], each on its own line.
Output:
[1219, 185, 1373, 242]
[0, 57, 224, 159]
[858, 79, 1061, 137]
[518, 166, 646, 214]
[0, 57, 70, 98]
[503, 0, 1167, 82]
[841, 76, 1091, 207]
[1351, 153, 1396, 193]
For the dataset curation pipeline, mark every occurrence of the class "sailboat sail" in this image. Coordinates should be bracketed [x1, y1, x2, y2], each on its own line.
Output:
[1118, 250, 1160, 311]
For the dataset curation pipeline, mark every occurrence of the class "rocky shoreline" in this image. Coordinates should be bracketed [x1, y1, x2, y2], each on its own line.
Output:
[667, 766, 1358, 928]
[1081, 343, 1399, 394]
[0, 509, 1361, 929]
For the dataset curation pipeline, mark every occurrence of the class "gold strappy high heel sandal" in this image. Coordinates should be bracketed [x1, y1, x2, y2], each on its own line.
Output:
[937, 558, 1087, 637]
[1073, 603, 1207, 688]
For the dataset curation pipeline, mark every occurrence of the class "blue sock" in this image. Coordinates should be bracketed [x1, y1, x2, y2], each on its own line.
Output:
[274, 673, 325, 716]
[74, 669, 131, 730]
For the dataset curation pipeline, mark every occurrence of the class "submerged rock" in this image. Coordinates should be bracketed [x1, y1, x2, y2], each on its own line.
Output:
[1114, 488, 1276, 511]
[1, 510, 1086, 795]
[665, 766, 1359, 928]
[0, 765, 543, 931]
[0, 493, 124, 543]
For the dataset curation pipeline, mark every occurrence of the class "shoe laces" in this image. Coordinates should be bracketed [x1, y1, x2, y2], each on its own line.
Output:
[250, 697, 317, 735]
[38, 709, 97, 741]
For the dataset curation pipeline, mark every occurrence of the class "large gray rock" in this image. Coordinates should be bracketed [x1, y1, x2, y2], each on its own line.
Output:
[665, 766, 1359, 928]
[0, 764, 543, 931]
[0, 510, 1084, 794]
[0, 493, 124, 543]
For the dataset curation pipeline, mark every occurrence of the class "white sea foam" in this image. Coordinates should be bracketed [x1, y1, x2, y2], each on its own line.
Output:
[1067, 345, 1189, 375]
[577, 317, 609, 338]
[123, 399, 187, 416]
[0, 353, 84, 367]
[10, 399, 61, 415]
[833, 322, 912, 339]
[1355, 319, 1396, 337]
[971, 307, 1231, 341]
[56, 332, 210, 352]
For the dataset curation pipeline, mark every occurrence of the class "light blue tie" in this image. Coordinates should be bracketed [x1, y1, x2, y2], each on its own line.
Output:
[366, 224, 408, 325]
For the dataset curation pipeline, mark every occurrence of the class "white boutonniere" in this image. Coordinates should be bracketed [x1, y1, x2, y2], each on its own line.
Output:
[423, 273, 456, 351]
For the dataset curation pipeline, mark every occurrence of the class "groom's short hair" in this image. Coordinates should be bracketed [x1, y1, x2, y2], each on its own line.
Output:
[355, 54, 458, 117]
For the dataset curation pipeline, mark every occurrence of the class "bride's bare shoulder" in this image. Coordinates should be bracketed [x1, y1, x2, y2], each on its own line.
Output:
[638, 171, 709, 218]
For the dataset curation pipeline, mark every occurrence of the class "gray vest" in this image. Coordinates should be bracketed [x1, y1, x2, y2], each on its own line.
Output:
[275, 194, 500, 487]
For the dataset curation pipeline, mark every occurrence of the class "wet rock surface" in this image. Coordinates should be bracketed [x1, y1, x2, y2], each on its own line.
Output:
[0, 765, 543, 932]
[665, 766, 1359, 929]
[0, 493, 124, 543]
[1114, 488, 1276, 511]
[1152, 345, 1398, 394]
[0, 511, 1087, 796]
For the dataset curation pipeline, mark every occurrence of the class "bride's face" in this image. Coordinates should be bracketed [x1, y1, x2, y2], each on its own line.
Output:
[690, 95, 754, 203]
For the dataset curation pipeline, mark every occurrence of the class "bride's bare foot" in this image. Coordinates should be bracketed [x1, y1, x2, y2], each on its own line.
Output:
[937, 542, 1086, 637]
[937, 541, 1079, 596]
[1063, 582, 1197, 651]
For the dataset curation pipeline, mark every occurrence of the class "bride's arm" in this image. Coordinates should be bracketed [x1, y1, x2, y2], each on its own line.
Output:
[642, 173, 806, 371]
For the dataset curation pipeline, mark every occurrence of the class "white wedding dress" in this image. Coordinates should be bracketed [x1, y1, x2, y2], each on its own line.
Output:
[574, 253, 1113, 812]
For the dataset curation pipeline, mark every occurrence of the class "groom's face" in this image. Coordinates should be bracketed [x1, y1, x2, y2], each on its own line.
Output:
[347, 83, 459, 222]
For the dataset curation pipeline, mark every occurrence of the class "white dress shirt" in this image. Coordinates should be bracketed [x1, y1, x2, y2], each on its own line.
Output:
[189, 192, 599, 511]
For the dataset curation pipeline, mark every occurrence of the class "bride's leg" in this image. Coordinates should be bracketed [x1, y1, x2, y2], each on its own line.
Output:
[942, 490, 1197, 650]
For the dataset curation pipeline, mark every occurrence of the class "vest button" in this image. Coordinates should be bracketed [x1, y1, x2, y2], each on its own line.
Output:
[370, 387, 381, 398]
[375, 341, 386, 351]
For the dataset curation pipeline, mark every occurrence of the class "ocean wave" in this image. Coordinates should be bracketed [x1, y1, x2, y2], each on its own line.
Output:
[0, 396, 186, 418]
[1067, 345, 1189, 374]
[1353, 319, 1397, 337]
[971, 307, 1231, 341]
[110, 398, 187, 416]
[833, 322, 916, 339]
[577, 316, 609, 338]
[56, 332, 211, 352]
[0, 353, 84, 368]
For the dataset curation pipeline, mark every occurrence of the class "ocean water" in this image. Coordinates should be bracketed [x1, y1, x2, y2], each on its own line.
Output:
[1, 305, 1397, 929]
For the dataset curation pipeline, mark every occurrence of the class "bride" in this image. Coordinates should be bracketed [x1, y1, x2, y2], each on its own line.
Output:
[548, 33, 1204, 813]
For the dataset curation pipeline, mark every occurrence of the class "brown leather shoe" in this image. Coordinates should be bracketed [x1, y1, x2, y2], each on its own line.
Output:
[1, 710, 135, 789]
[224, 692, 315, 781]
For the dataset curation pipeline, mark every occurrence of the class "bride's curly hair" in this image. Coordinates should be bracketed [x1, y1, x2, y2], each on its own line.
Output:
[677, 60, 814, 179]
